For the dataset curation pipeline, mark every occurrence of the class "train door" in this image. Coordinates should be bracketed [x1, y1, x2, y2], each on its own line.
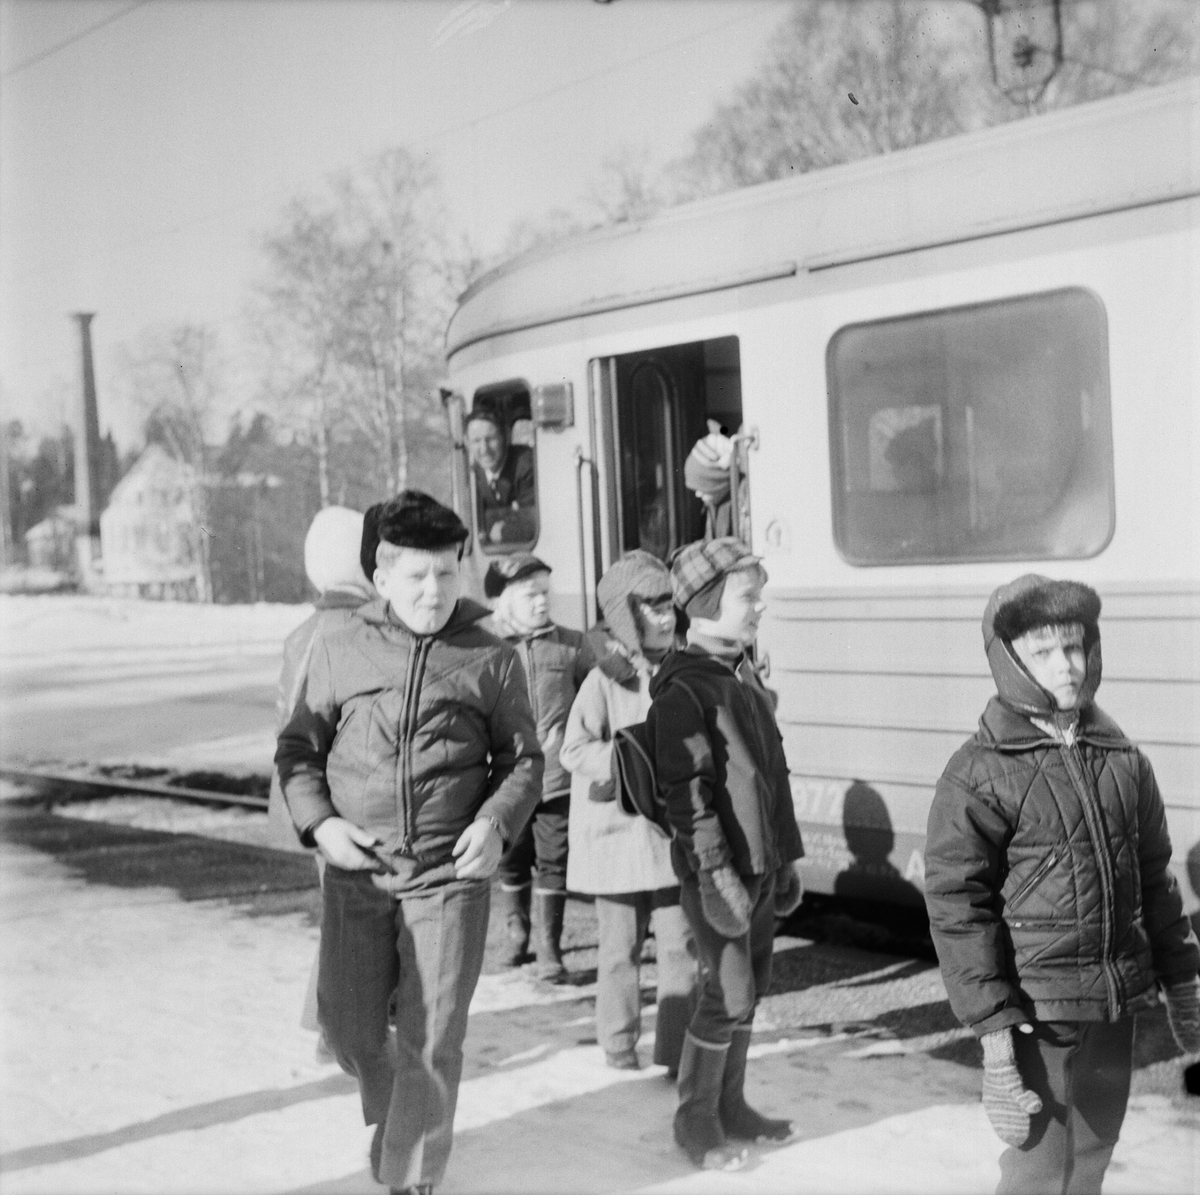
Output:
[589, 336, 743, 569]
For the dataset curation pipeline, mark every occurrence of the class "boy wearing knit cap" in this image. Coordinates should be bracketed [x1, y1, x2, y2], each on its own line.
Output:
[485, 554, 594, 981]
[276, 491, 542, 1195]
[646, 538, 805, 1170]
[561, 551, 696, 1075]
[925, 575, 1200, 1195]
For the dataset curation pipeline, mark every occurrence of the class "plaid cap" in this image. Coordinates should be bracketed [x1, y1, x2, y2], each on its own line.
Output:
[484, 553, 551, 599]
[669, 538, 762, 612]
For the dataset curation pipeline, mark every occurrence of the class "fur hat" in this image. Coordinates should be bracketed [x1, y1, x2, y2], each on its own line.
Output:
[304, 506, 370, 595]
[597, 551, 672, 655]
[360, 502, 383, 581]
[983, 574, 1103, 716]
[992, 577, 1101, 643]
[484, 554, 551, 599]
[374, 491, 468, 556]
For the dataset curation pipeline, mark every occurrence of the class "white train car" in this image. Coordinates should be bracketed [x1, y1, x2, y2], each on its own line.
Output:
[442, 78, 1200, 910]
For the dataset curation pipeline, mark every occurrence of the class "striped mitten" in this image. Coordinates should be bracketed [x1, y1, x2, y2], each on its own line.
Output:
[1165, 977, 1200, 1054]
[981, 1028, 1043, 1147]
[698, 866, 753, 938]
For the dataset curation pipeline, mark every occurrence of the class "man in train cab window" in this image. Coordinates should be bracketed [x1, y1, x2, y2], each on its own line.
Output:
[275, 490, 542, 1195]
[924, 575, 1200, 1195]
[464, 408, 537, 544]
[646, 538, 805, 1172]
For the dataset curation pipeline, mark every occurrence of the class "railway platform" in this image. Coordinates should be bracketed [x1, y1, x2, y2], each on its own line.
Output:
[3, 787, 1197, 1195]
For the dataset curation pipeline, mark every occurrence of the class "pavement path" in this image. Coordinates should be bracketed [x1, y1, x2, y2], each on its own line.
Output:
[1, 797, 1196, 1195]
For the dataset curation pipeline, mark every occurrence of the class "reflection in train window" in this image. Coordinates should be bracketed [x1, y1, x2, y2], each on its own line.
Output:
[467, 381, 538, 553]
[827, 288, 1114, 565]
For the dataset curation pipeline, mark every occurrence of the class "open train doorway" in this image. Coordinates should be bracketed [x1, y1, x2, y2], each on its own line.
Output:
[592, 336, 742, 564]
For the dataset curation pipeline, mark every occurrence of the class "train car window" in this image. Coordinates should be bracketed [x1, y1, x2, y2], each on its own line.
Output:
[827, 288, 1113, 565]
[467, 381, 538, 553]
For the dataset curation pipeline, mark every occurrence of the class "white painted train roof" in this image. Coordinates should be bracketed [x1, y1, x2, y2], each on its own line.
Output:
[446, 77, 1199, 360]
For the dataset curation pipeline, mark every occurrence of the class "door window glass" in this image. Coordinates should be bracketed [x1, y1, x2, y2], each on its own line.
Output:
[628, 362, 677, 561]
[827, 288, 1114, 564]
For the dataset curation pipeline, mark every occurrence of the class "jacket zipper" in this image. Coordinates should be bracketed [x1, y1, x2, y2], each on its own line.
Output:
[1062, 741, 1121, 1017]
[1006, 844, 1064, 915]
[397, 636, 432, 855]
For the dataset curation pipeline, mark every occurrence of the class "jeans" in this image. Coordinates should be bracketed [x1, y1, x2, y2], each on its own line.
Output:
[997, 1018, 1134, 1195]
[317, 865, 490, 1190]
[498, 795, 569, 894]
[680, 871, 776, 1045]
[594, 888, 696, 1068]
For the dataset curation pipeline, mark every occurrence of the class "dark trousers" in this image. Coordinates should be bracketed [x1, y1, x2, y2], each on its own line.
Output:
[998, 1018, 1134, 1195]
[594, 888, 695, 1068]
[679, 871, 776, 1046]
[497, 795, 569, 893]
[318, 866, 490, 1190]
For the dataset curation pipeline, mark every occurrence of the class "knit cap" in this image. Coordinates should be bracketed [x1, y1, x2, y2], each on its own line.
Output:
[304, 506, 369, 594]
[597, 551, 672, 655]
[484, 554, 551, 599]
[669, 537, 762, 620]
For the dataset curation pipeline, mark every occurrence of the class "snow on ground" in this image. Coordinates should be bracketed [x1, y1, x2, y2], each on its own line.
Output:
[2, 830, 1197, 1195]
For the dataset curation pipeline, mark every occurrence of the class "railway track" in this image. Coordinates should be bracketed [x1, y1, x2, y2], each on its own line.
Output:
[0, 764, 269, 810]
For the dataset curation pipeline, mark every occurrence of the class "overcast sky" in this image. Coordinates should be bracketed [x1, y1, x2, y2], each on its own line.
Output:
[0, 0, 788, 446]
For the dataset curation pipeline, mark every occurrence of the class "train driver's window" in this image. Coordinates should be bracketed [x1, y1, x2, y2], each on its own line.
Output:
[827, 288, 1114, 565]
[466, 383, 539, 552]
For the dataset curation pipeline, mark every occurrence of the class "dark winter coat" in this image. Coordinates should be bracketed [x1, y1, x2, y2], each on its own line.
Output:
[488, 618, 595, 801]
[925, 579, 1199, 1036]
[267, 588, 370, 853]
[275, 597, 543, 893]
[646, 646, 803, 880]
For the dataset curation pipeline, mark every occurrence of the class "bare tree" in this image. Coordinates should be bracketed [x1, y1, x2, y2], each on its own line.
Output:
[252, 147, 455, 501]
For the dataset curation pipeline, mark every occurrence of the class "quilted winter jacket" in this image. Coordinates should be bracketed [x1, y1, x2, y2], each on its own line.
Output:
[647, 646, 804, 880]
[486, 619, 594, 801]
[925, 578, 1199, 1036]
[275, 597, 543, 893]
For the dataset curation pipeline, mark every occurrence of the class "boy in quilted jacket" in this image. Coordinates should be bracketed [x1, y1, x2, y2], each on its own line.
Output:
[925, 575, 1200, 1195]
[485, 554, 594, 981]
[647, 538, 805, 1171]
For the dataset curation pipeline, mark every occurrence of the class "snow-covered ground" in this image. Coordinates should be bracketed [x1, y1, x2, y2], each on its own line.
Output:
[0, 595, 311, 772]
[2, 826, 1196, 1195]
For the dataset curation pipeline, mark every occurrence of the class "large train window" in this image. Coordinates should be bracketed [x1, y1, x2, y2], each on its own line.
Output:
[827, 288, 1114, 565]
[466, 381, 538, 552]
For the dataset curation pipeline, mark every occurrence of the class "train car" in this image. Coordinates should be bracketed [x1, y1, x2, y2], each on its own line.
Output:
[441, 78, 1200, 911]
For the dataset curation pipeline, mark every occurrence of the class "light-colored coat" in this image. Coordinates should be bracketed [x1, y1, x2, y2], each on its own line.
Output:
[562, 652, 678, 895]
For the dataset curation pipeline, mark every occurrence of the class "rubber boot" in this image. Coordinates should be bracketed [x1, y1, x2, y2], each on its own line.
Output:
[533, 890, 568, 983]
[673, 1033, 749, 1171]
[496, 883, 531, 967]
[719, 1024, 794, 1141]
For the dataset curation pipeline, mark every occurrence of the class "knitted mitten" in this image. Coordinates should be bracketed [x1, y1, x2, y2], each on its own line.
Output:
[980, 1027, 1043, 1147]
[774, 863, 804, 917]
[698, 866, 753, 938]
[1165, 977, 1200, 1054]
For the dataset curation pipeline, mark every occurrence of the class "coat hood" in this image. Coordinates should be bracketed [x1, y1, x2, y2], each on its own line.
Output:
[358, 596, 490, 637]
[982, 574, 1103, 721]
[648, 643, 737, 700]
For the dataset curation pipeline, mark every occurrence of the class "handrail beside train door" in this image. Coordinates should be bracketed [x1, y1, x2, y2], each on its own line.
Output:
[728, 425, 759, 548]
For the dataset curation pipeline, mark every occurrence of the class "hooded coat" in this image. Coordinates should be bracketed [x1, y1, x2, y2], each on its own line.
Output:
[646, 646, 804, 880]
[924, 575, 1199, 1036]
[275, 597, 543, 894]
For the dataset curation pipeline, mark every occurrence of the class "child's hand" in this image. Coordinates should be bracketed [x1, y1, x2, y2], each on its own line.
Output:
[1164, 977, 1200, 1054]
[980, 1026, 1042, 1146]
[453, 818, 504, 880]
[312, 817, 385, 871]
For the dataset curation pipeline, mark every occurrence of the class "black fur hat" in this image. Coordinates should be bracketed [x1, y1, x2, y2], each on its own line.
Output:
[992, 578, 1102, 643]
[374, 491, 468, 555]
[360, 502, 383, 580]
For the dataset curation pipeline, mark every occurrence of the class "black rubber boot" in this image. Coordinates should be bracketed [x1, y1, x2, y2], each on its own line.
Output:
[673, 1033, 748, 1170]
[496, 884, 531, 967]
[719, 1024, 794, 1141]
[533, 890, 567, 982]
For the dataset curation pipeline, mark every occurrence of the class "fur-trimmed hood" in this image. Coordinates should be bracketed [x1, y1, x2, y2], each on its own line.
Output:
[982, 574, 1103, 720]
